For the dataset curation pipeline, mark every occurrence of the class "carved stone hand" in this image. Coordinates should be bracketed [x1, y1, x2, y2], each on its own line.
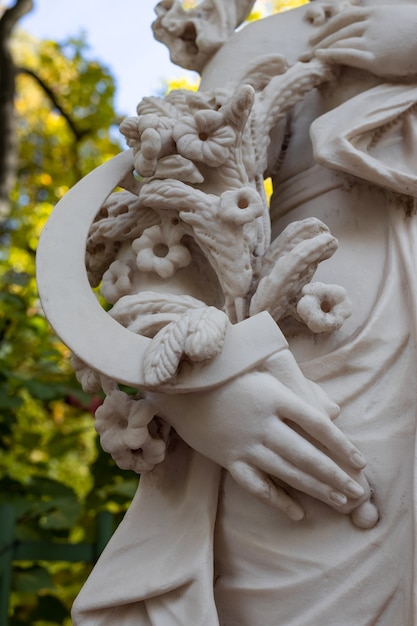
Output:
[149, 347, 378, 529]
[307, 4, 417, 79]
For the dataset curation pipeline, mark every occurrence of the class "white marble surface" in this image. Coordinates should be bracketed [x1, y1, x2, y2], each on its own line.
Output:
[37, 1, 417, 624]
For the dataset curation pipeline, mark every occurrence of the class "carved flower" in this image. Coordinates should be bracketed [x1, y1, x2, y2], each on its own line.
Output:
[119, 114, 174, 177]
[95, 389, 167, 473]
[101, 260, 135, 304]
[71, 355, 102, 394]
[297, 282, 352, 333]
[219, 187, 264, 225]
[173, 110, 235, 166]
[132, 223, 192, 279]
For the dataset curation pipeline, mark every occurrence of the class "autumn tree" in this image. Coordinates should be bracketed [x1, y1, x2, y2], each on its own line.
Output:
[0, 7, 139, 624]
[0, 0, 33, 219]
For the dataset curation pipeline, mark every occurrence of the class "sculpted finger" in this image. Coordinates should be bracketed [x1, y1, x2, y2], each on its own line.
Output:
[310, 23, 366, 52]
[309, 8, 367, 46]
[308, 381, 340, 421]
[274, 394, 367, 471]
[255, 449, 367, 514]
[229, 461, 305, 521]
[315, 48, 374, 71]
[261, 351, 339, 420]
[351, 499, 379, 529]
[261, 425, 365, 501]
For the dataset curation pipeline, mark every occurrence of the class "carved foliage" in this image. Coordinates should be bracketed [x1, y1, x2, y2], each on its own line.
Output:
[142, 305, 230, 387]
[80, 53, 353, 471]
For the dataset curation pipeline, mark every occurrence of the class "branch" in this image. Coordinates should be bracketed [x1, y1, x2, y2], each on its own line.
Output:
[17, 67, 88, 142]
[0, 0, 33, 38]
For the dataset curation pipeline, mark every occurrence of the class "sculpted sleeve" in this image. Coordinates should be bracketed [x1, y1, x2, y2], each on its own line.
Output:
[310, 83, 417, 197]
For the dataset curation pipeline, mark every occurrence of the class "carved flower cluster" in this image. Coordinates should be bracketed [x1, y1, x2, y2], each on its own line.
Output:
[120, 113, 174, 177]
[76, 58, 359, 487]
[120, 105, 237, 178]
[94, 389, 168, 473]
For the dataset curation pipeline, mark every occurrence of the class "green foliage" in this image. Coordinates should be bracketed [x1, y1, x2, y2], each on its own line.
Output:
[1, 31, 137, 625]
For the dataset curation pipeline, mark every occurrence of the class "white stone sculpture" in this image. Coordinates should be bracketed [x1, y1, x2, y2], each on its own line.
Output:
[36, 0, 417, 623]
[152, 0, 256, 71]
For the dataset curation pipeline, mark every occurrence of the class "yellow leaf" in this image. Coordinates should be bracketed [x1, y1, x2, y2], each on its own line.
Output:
[264, 177, 273, 203]
[39, 173, 52, 185]
[165, 75, 200, 93]
[247, 10, 263, 21]
[272, 0, 309, 13]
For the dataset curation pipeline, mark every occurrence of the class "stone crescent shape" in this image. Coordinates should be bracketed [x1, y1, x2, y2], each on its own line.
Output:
[36, 150, 286, 392]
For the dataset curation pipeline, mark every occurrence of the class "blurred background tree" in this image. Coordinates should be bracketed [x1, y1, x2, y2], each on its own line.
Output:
[0, 0, 309, 623]
[0, 2, 140, 624]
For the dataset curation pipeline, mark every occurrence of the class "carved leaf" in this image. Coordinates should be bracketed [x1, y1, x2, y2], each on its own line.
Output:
[184, 307, 230, 361]
[138, 95, 181, 119]
[222, 84, 254, 134]
[140, 178, 215, 217]
[167, 89, 198, 114]
[185, 91, 218, 113]
[214, 149, 248, 190]
[88, 192, 159, 243]
[237, 54, 289, 91]
[151, 155, 204, 184]
[260, 218, 331, 279]
[249, 231, 338, 321]
[143, 322, 183, 387]
[141, 179, 254, 301]
[143, 306, 229, 388]
[261, 59, 333, 129]
[178, 208, 253, 300]
[253, 59, 334, 172]
[86, 191, 160, 286]
[109, 292, 208, 337]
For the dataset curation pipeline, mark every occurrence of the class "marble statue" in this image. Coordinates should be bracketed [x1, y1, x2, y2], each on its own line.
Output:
[36, 0, 417, 624]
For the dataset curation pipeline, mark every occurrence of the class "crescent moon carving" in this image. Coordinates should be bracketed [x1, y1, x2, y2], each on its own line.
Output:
[36, 150, 285, 392]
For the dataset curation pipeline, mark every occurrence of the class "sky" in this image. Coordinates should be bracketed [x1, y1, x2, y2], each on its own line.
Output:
[18, 0, 198, 116]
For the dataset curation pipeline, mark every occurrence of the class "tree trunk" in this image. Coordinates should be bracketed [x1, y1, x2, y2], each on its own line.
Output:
[0, 0, 33, 220]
